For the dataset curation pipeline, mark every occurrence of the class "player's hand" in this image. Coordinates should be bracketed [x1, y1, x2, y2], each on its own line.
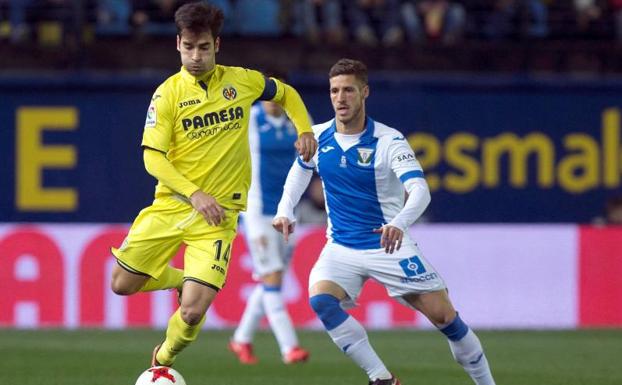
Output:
[272, 217, 295, 243]
[189, 190, 225, 226]
[373, 225, 403, 254]
[295, 132, 317, 162]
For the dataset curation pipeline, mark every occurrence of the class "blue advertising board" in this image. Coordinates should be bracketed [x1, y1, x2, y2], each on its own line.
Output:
[1, 73, 620, 222]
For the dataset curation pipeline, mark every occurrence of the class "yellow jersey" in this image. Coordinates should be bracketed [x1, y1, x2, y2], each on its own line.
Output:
[142, 65, 272, 211]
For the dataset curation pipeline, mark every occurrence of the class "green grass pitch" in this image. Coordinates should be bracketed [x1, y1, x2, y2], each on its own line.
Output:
[1, 329, 621, 384]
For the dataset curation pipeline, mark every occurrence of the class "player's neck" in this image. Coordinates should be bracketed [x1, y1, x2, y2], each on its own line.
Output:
[335, 114, 366, 135]
[189, 65, 216, 82]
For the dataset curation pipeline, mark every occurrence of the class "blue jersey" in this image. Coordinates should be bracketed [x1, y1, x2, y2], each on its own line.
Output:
[247, 103, 299, 216]
[298, 117, 424, 250]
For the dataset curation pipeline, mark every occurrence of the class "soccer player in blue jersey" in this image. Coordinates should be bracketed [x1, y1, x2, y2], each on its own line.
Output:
[228, 92, 310, 365]
[273, 59, 496, 385]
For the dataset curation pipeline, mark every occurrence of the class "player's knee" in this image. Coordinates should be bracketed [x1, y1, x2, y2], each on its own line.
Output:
[110, 267, 142, 295]
[110, 279, 136, 296]
[309, 294, 349, 330]
[261, 271, 283, 286]
[180, 306, 204, 326]
[431, 311, 457, 327]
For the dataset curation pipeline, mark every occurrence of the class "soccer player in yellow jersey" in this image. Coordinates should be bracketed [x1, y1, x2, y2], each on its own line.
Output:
[109, 1, 317, 368]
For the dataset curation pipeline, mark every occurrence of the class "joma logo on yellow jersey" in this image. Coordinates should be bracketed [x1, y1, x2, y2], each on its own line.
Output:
[181, 106, 244, 131]
[178, 99, 201, 108]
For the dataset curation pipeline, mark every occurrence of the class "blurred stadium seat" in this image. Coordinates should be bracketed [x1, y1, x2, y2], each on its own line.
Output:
[234, 0, 282, 36]
[95, 0, 131, 36]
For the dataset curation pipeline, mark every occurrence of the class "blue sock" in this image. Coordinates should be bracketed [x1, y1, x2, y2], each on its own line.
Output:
[441, 314, 496, 385]
[310, 294, 390, 380]
[440, 313, 469, 341]
[309, 294, 349, 330]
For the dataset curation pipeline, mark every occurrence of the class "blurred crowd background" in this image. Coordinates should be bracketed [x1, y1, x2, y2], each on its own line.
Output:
[3, 0, 622, 73]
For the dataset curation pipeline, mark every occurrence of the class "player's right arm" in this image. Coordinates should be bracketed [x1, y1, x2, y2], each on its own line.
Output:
[273, 157, 316, 242]
[143, 149, 225, 225]
[141, 86, 225, 225]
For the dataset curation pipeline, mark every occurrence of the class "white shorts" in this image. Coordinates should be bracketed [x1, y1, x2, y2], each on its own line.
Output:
[243, 216, 293, 278]
[308, 241, 446, 308]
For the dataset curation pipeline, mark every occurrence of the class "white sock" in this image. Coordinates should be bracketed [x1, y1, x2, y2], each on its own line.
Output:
[262, 288, 299, 354]
[448, 329, 496, 385]
[328, 316, 391, 381]
[233, 285, 264, 343]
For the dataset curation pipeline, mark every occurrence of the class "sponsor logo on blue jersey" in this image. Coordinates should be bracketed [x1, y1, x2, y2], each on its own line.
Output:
[396, 153, 415, 162]
[399, 256, 439, 283]
[399, 256, 427, 277]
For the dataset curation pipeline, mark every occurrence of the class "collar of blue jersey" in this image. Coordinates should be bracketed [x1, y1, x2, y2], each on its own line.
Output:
[180, 65, 217, 85]
[329, 116, 376, 145]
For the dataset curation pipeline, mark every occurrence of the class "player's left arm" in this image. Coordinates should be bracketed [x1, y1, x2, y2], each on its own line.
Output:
[374, 136, 431, 253]
[259, 77, 317, 161]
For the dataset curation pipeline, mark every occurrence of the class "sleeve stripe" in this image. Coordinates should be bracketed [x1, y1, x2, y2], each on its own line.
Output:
[297, 157, 315, 170]
[257, 77, 277, 101]
[399, 170, 424, 183]
[142, 145, 167, 155]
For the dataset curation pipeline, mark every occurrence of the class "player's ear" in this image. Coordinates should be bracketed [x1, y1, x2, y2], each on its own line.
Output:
[176, 35, 181, 52]
[363, 84, 370, 99]
[214, 36, 220, 53]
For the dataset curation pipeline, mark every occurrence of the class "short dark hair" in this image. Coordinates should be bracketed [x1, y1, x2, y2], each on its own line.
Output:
[329, 58, 368, 85]
[175, 1, 224, 38]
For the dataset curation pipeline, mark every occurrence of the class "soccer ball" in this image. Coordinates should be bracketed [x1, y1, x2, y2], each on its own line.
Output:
[135, 366, 187, 385]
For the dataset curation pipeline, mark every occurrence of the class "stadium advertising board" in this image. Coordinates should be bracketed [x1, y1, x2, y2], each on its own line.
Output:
[1, 224, 620, 329]
[0, 75, 621, 223]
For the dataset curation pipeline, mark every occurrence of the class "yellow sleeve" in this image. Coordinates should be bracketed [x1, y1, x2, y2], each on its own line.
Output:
[141, 86, 174, 152]
[143, 148, 200, 198]
[270, 78, 313, 136]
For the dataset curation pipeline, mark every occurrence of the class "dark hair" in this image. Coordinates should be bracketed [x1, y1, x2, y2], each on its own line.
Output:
[328, 58, 368, 85]
[175, 1, 224, 38]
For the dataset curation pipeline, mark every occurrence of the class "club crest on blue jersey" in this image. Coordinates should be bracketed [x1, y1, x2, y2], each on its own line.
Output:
[223, 85, 237, 100]
[399, 256, 427, 277]
[357, 148, 374, 166]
